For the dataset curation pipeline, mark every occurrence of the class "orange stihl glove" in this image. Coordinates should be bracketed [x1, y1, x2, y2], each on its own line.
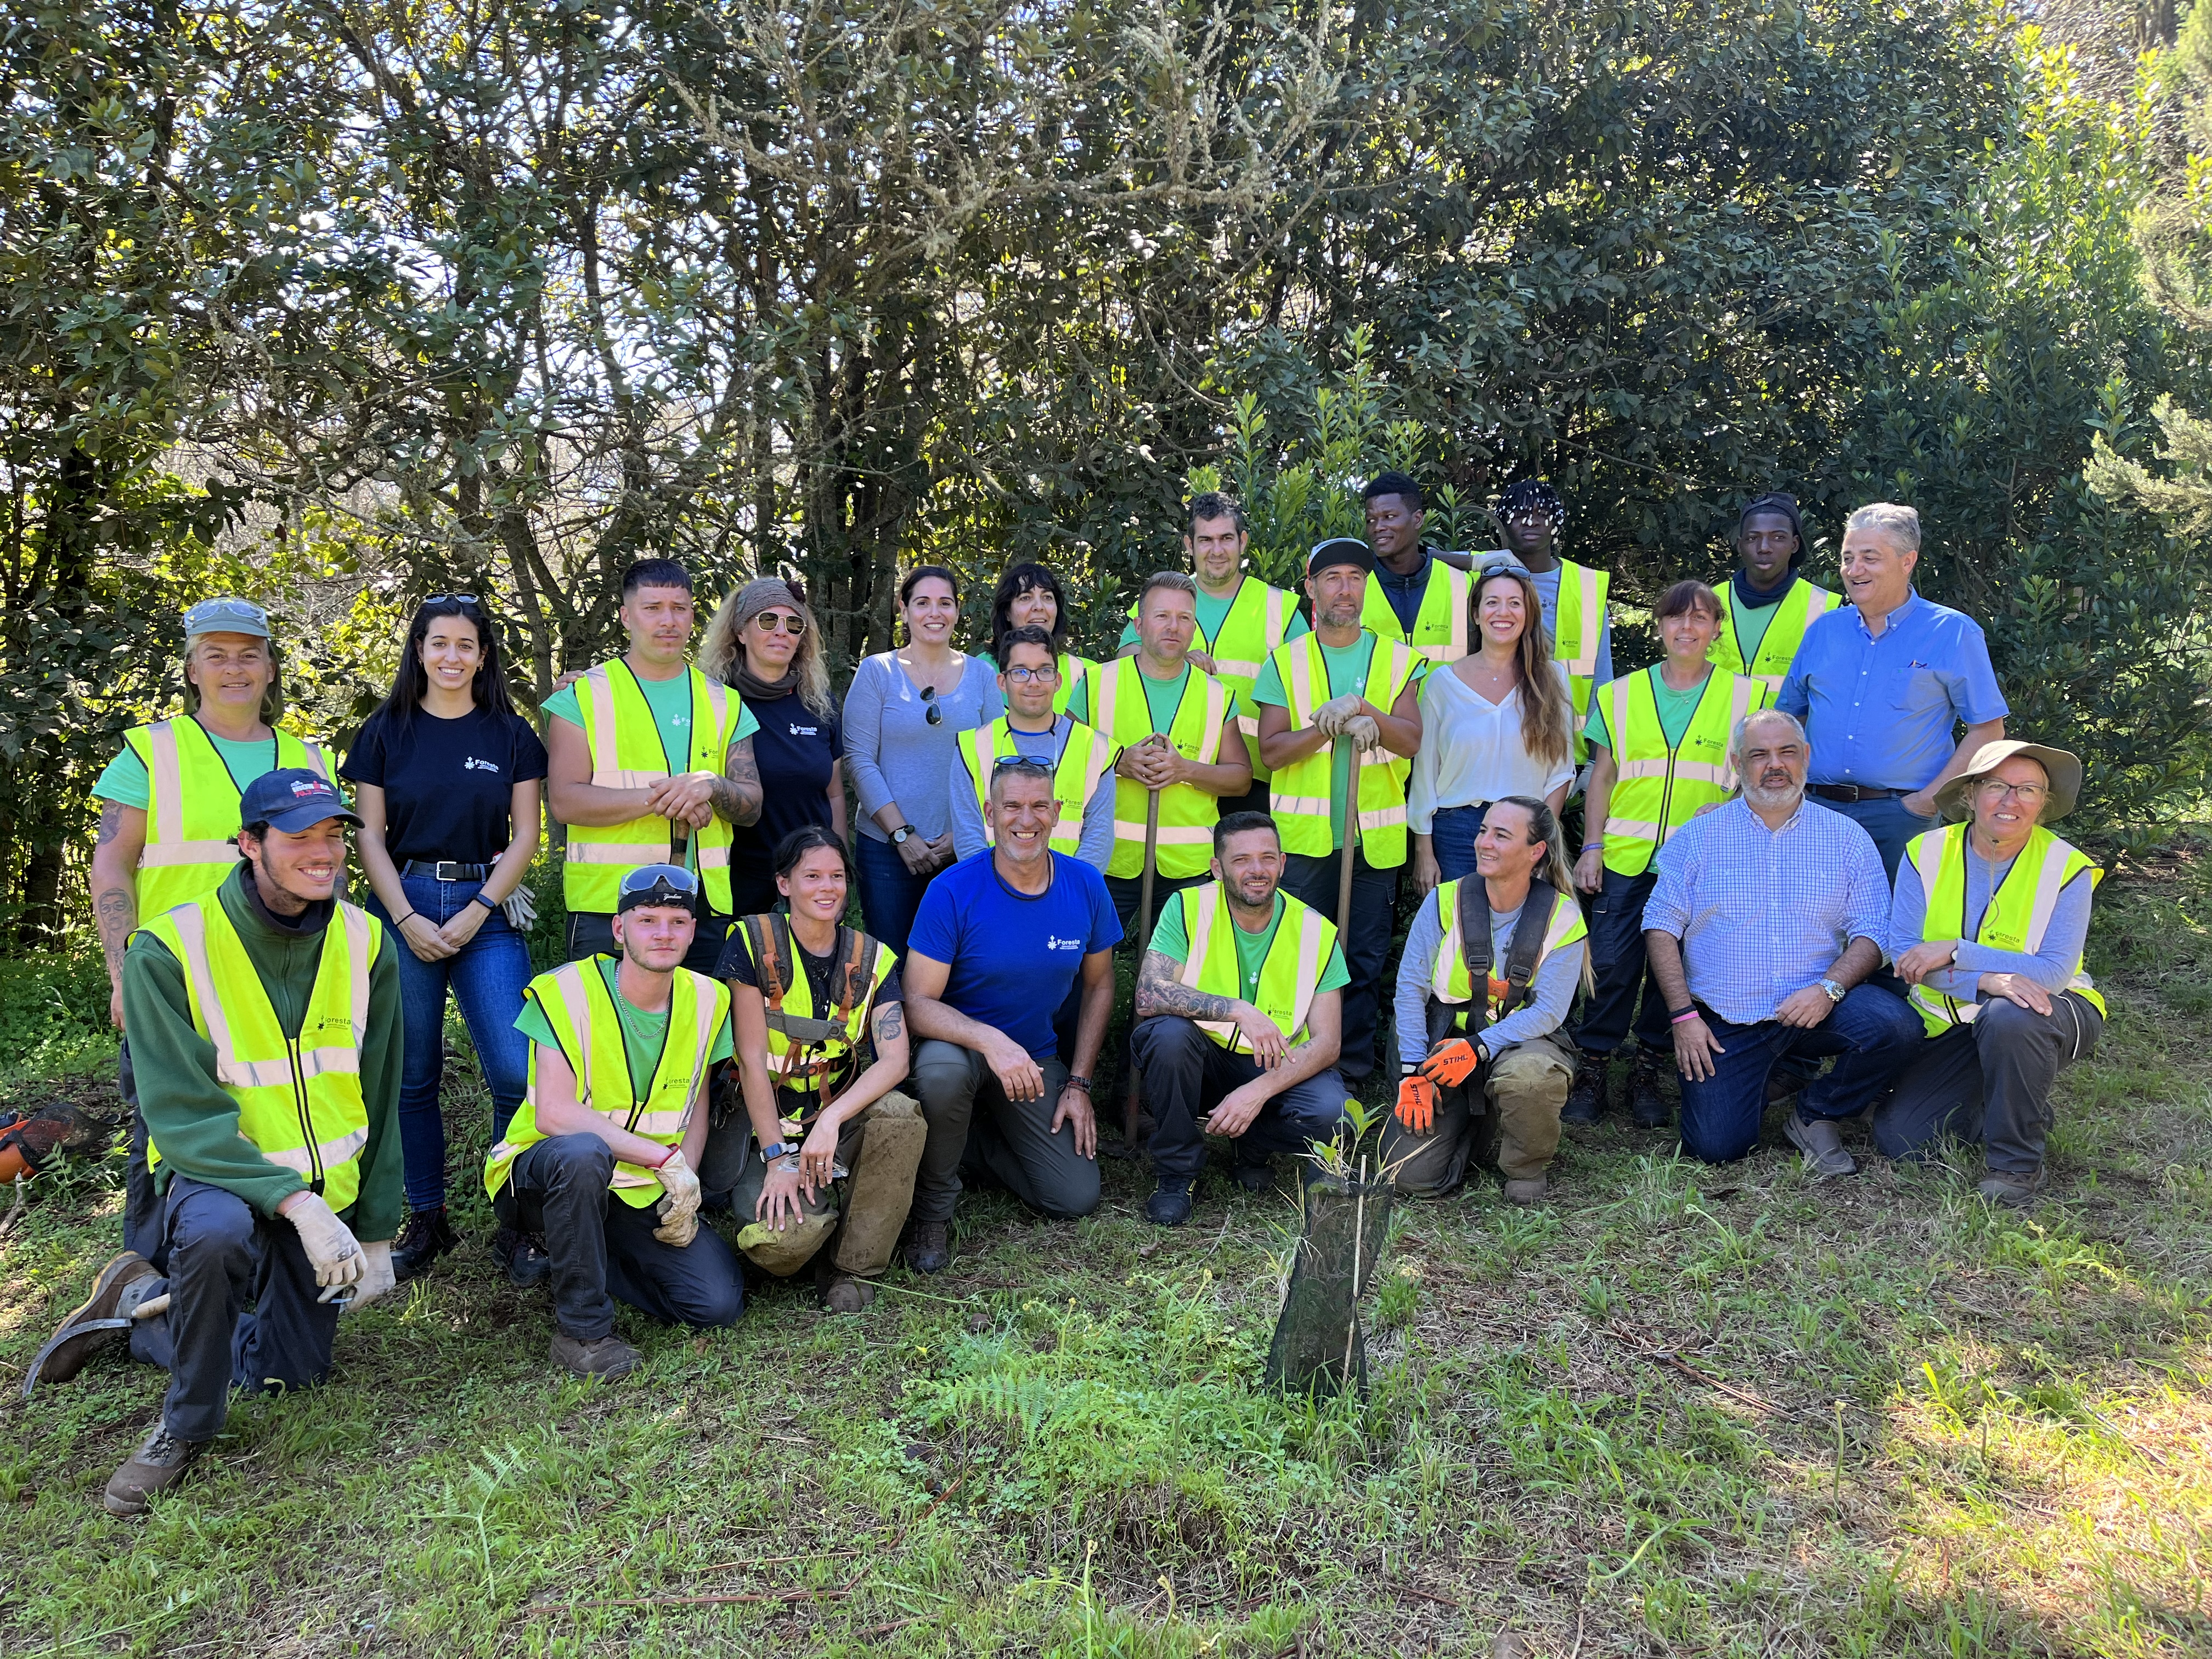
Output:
[1395, 1070, 1437, 1134]
[1420, 1037, 1482, 1087]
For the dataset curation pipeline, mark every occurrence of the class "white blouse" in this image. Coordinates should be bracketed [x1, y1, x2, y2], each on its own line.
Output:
[1406, 661, 1577, 833]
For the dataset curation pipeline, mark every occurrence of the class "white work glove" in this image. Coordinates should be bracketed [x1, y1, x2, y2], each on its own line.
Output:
[1341, 713, 1381, 754]
[653, 1153, 703, 1246]
[500, 885, 538, 932]
[1310, 693, 1364, 737]
[285, 1193, 366, 1297]
[344, 1240, 396, 1313]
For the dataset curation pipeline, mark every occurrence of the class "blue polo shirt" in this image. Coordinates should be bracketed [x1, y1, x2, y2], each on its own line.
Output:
[1776, 591, 2006, 791]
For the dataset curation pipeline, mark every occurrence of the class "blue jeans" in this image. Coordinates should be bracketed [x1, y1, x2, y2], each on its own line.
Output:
[854, 832, 940, 957]
[1427, 803, 1493, 884]
[365, 876, 535, 1212]
[1573, 866, 1670, 1056]
[1675, 984, 1923, 1164]
[1811, 794, 1937, 884]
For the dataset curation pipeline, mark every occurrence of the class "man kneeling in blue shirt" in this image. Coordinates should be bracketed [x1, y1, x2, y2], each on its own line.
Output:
[1642, 710, 1923, 1171]
[901, 759, 1121, 1272]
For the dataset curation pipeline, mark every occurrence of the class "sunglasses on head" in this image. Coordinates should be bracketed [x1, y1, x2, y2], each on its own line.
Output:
[426, 594, 479, 607]
[619, 862, 701, 898]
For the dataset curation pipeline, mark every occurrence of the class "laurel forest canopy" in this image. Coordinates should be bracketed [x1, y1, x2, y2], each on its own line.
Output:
[2, 0, 2208, 937]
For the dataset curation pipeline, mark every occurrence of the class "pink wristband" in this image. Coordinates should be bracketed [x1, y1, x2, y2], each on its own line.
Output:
[1669, 1008, 1702, 1026]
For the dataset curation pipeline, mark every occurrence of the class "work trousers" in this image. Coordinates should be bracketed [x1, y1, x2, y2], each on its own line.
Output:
[126, 1175, 343, 1445]
[719, 1091, 928, 1279]
[1279, 846, 1400, 1082]
[1675, 985, 1923, 1164]
[1102, 870, 1210, 1096]
[911, 1041, 1099, 1223]
[1872, 994, 2103, 1176]
[507, 1135, 744, 1340]
[1380, 1035, 1576, 1193]
[120, 1039, 165, 1267]
[1572, 866, 1671, 1057]
[1129, 1016, 1348, 1184]
[566, 909, 732, 978]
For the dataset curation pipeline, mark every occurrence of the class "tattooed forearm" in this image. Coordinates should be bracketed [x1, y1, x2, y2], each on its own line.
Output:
[714, 741, 763, 826]
[1134, 950, 1238, 1023]
[95, 885, 137, 974]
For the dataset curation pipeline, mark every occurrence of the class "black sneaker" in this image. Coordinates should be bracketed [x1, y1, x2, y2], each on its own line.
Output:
[391, 1207, 460, 1282]
[1561, 1051, 1607, 1124]
[493, 1227, 551, 1289]
[1144, 1181, 1194, 1227]
[1627, 1059, 1670, 1128]
[901, 1220, 951, 1275]
[1234, 1161, 1273, 1194]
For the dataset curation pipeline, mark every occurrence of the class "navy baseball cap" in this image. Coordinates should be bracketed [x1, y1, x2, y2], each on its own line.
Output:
[239, 769, 361, 835]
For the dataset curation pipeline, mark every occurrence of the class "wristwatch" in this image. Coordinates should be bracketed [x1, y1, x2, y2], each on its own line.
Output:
[758, 1139, 790, 1162]
[889, 825, 913, 846]
[1818, 978, 1846, 1003]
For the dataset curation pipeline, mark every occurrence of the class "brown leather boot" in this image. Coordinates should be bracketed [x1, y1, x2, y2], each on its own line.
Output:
[901, 1220, 950, 1274]
[550, 1330, 641, 1383]
[104, 1424, 204, 1516]
[22, 1250, 160, 1396]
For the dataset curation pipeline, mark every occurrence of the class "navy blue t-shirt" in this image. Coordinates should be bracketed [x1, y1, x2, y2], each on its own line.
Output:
[730, 687, 844, 877]
[341, 705, 549, 866]
[906, 851, 1122, 1059]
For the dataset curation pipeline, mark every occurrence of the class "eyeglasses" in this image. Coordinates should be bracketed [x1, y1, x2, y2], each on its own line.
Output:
[619, 863, 701, 897]
[1976, 780, 2049, 804]
[752, 611, 806, 635]
[1002, 664, 1060, 685]
[920, 685, 943, 726]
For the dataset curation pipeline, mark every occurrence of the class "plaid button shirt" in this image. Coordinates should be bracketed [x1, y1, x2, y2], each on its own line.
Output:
[1643, 796, 1890, 1026]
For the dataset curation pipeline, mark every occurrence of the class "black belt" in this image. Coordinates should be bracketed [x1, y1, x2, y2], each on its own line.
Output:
[1808, 783, 1900, 804]
[400, 859, 491, 881]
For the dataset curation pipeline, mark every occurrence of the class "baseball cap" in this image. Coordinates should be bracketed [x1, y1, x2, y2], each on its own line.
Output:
[183, 597, 272, 640]
[1307, 538, 1375, 576]
[239, 769, 362, 836]
[617, 863, 702, 915]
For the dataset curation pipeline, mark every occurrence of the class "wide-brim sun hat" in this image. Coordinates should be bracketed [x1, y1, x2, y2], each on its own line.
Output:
[1933, 740, 2083, 825]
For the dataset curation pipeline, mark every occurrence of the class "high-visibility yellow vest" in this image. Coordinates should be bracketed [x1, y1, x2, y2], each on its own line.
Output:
[123, 720, 331, 916]
[563, 661, 749, 916]
[1170, 882, 1339, 1053]
[1595, 668, 1770, 877]
[1051, 652, 1097, 717]
[487, 959, 730, 1206]
[1127, 578, 1300, 781]
[140, 895, 382, 1212]
[1088, 656, 1231, 881]
[956, 716, 1114, 856]
[1424, 881, 1586, 1030]
[1709, 574, 1837, 692]
[1550, 558, 1611, 759]
[736, 914, 898, 1099]
[1264, 631, 1421, 869]
[1903, 824, 2106, 1036]
[1361, 556, 1470, 664]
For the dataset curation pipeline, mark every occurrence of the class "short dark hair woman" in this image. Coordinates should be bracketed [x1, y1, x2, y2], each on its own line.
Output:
[986, 561, 1096, 716]
[342, 595, 548, 1281]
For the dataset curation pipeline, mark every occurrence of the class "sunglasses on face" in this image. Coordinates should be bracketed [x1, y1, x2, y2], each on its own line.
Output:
[752, 611, 806, 635]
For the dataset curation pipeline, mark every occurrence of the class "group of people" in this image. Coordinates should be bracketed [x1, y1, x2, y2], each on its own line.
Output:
[29, 479, 2104, 1519]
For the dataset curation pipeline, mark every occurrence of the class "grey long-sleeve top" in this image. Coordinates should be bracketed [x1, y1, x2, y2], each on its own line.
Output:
[1393, 884, 1585, 1066]
[946, 715, 1115, 870]
[842, 651, 1003, 843]
[1889, 840, 2095, 997]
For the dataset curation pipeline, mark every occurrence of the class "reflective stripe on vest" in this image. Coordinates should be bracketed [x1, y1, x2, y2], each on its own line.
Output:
[1709, 576, 1838, 692]
[141, 896, 379, 1210]
[1598, 669, 1768, 877]
[1551, 559, 1611, 759]
[1266, 631, 1420, 868]
[487, 960, 730, 1205]
[1176, 883, 1337, 1052]
[563, 662, 747, 915]
[1361, 560, 1470, 664]
[960, 717, 1115, 855]
[1904, 825, 2106, 1035]
[1049, 652, 1096, 718]
[128, 721, 330, 915]
[1425, 883, 1587, 1017]
[1091, 658, 1231, 880]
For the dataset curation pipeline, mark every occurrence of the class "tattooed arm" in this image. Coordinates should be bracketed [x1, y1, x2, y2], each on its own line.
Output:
[1135, 947, 1296, 1069]
[88, 799, 147, 1032]
[810, 998, 910, 1158]
[711, 735, 764, 827]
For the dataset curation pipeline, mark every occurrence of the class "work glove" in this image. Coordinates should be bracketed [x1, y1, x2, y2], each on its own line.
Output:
[345, 1240, 396, 1313]
[653, 1152, 703, 1246]
[1310, 693, 1364, 737]
[285, 1193, 366, 1297]
[1395, 1071, 1437, 1135]
[1341, 713, 1381, 754]
[499, 884, 538, 933]
[1420, 1036, 1483, 1088]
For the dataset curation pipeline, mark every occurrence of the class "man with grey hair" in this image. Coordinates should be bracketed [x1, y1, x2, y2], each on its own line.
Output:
[1776, 502, 2007, 879]
[1642, 708, 1923, 1170]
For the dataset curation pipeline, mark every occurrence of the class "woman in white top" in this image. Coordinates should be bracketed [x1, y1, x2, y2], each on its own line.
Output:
[1407, 560, 1578, 895]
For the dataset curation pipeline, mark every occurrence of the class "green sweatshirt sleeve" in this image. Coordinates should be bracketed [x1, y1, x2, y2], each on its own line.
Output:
[346, 928, 407, 1242]
[122, 932, 306, 1218]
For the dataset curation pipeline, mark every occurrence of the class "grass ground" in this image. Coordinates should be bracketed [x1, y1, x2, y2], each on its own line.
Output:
[1, 843, 2207, 1658]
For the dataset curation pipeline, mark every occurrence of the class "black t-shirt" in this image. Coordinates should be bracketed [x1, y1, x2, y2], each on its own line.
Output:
[341, 705, 550, 866]
[717, 924, 902, 1010]
[729, 689, 843, 875]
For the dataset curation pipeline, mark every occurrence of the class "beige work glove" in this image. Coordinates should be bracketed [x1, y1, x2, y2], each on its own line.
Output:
[345, 1240, 396, 1313]
[499, 885, 538, 933]
[285, 1193, 366, 1297]
[653, 1153, 703, 1246]
[1310, 693, 1364, 737]
[1341, 713, 1381, 754]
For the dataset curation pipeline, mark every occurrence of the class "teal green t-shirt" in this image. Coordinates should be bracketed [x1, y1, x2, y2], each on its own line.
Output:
[1251, 635, 1379, 849]
[1117, 584, 1311, 654]
[542, 668, 760, 774]
[1146, 891, 1350, 1005]
[92, 729, 301, 811]
[1583, 666, 1712, 754]
[515, 958, 734, 1102]
[1066, 663, 1193, 735]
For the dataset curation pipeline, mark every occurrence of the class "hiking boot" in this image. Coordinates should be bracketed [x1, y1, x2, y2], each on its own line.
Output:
[902, 1221, 950, 1275]
[1144, 1180, 1194, 1227]
[24, 1250, 160, 1396]
[493, 1227, 551, 1289]
[1627, 1058, 1669, 1128]
[1503, 1176, 1548, 1206]
[103, 1424, 204, 1516]
[551, 1329, 641, 1383]
[1234, 1160, 1273, 1194]
[391, 1207, 459, 1282]
[1560, 1051, 1606, 1124]
[1977, 1170, 2045, 1208]
[1784, 1113, 1857, 1178]
[820, 1274, 877, 1314]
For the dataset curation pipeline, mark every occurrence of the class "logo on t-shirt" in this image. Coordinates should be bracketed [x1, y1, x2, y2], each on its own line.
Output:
[788, 723, 818, 737]
[1044, 935, 1084, 952]
[463, 756, 503, 774]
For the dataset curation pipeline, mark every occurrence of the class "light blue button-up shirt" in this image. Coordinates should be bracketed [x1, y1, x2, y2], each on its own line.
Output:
[1775, 590, 2005, 791]
[1644, 797, 1891, 1026]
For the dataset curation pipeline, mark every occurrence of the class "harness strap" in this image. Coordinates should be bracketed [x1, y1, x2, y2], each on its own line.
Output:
[1451, 876, 1557, 1035]
[748, 913, 793, 1014]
